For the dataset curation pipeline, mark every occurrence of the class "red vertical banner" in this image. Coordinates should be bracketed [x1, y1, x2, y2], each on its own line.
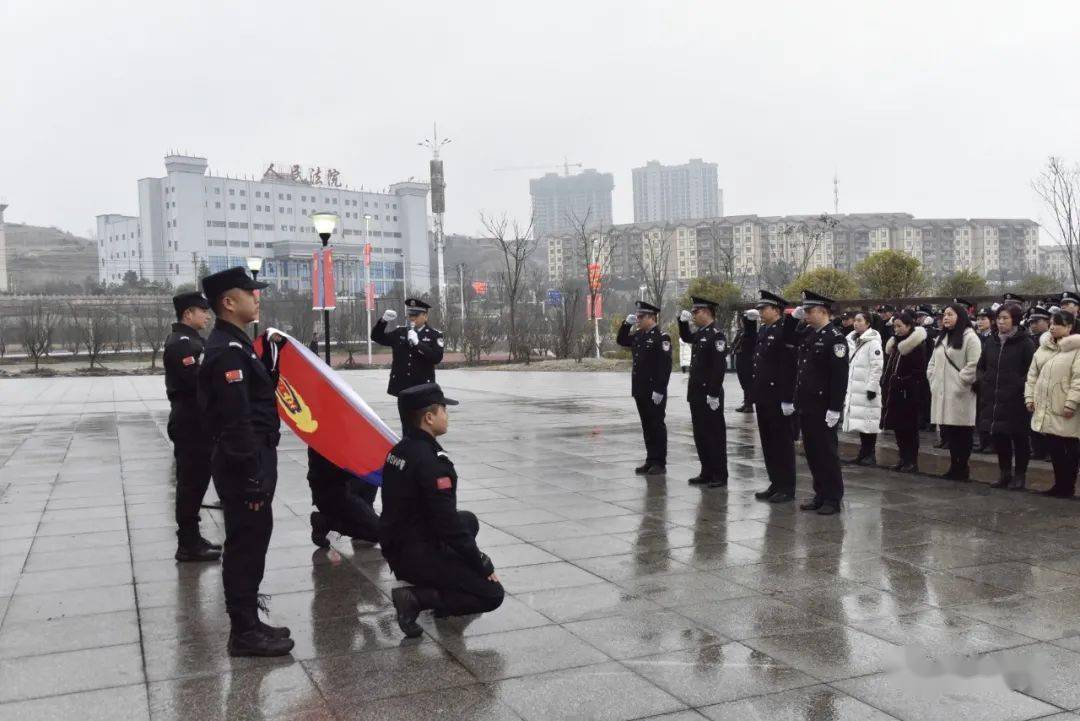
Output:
[323, 249, 336, 310]
[311, 251, 323, 310]
[587, 263, 602, 291]
[586, 293, 603, 319]
[366, 282, 375, 311]
[364, 243, 372, 266]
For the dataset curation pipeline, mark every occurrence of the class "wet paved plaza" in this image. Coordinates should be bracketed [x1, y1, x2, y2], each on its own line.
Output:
[4, 370, 1080, 720]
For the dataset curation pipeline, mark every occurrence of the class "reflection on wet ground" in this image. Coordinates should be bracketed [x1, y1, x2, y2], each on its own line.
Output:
[0, 371, 1078, 720]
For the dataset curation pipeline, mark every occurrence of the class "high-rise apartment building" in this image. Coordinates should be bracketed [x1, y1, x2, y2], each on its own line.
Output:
[632, 159, 721, 223]
[529, 170, 614, 239]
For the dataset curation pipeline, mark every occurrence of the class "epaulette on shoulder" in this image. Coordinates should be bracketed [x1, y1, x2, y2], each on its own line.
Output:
[228, 341, 244, 349]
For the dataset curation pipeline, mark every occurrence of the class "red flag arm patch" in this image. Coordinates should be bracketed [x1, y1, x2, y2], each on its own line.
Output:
[182, 355, 196, 366]
[225, 369, 244, 384]
[435, 476, 452, 491]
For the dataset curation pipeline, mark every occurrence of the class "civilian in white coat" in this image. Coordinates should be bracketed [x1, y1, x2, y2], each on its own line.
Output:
[842, 311, 884, 465]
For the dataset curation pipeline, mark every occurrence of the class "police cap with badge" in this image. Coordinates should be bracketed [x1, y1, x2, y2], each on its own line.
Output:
[1002, 292, 1025, 306]
[756, 290, 788, 310]
[635, 300, 660, 317]
[172, 291, 210, 316]
[800, 289, 834, 310]
[690, 296, 718, 312]
[1062, 291, 1080, 307]
[201, 266, 269, 308]
[953, 297, 974, 311]
[876, 304, 896, 313]
[397, 382, 459, 414]
[1029, 305, 1052, 321]
[405, 298, 432, 316]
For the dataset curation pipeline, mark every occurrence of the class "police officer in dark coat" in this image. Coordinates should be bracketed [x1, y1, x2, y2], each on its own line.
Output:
[198, 267, 294, 657]
[380, 383, 504, 638]
[750, 291, 799, 504]
[732, 310, 758, 413]
[793, 290, 849, 515]
[616, 300, 673, 475]
[371, 298, 445, 397]
[164, 291, 222, 562]
[876, 305, 896, 346]
[1062, 291, 1080, 316]
[308, 448, 381, 548]
[678, 296, 729, 488]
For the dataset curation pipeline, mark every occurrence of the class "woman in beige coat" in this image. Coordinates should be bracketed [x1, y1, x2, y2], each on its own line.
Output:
[1025, 310, 1080, 497]
[927, 304, 982, 480]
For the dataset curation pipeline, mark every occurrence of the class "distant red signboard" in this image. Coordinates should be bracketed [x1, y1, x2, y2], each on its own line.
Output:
[472, 281, 488, 296]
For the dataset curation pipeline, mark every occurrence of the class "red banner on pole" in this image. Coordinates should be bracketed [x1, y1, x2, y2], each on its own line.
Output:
[587, 263, 602, 291]
[311, 251, 323, 310]
[586, 293, 603, 319]
[364, 243, 372, 267]
[322, 249, 336, 310]
[366, 282, 375, 311]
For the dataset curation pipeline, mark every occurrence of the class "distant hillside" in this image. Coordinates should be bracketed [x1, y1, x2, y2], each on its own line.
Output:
[4, 223, 98, 292]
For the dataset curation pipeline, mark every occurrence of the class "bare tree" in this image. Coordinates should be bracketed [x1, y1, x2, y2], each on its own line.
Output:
[550, 282, 585, 360]
[636, 227, 675, 320]
[462, 312, 501, 364]
[336, 299, 361, 368]
[697, 222, 736, 281]
[1033, 156, 1080, 290]
[780, 214, 839, 279]
[481, 212, 538, 362]
[136, 301, 173, 369]
[565, 206, 613, 359]
[20, 300, 59, 371]
[69, 302, 110, 368]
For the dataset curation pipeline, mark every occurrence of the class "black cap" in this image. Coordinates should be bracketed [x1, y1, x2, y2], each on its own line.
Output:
[756, 290, 788, 309]
[635, 300, 660, 315]
[1002, 292, 1025, 303]
[172, 291, 209, 315]
[977, 306, 993, 318]
[915, 304, 933, 316]
[397, 382, 459, 414]
[1062, 291, 1080, 305]
[800, 290, 833, 309]
[876, 304, 896, 313]
[1030, 305, 1051, 320]
[405, 298, 431, 315]
[953, 297, 973, 308]
[690, 295, 718, 311]
[201, 267, 268, 307]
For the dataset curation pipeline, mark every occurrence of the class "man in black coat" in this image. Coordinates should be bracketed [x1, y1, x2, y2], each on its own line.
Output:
[616, 301, 673, 475]
[732, 311, 758, 413]
[794, 290, 849, 515]
[678, 296, 729, 488]
[381, 384, 504, 638]
[876, 305, 896, 346]
[371, 298, 445, 397]
[164, 291, 222, 562]
[750, 291, 799, 504]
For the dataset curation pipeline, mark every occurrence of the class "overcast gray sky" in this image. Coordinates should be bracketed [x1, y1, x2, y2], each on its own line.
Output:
[3, 0, 1080, 241]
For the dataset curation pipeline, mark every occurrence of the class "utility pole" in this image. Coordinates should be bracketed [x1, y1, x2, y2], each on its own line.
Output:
[458, 263, 466, 342]
[833, 171, 839, 216]
[419, 123, 450, 323]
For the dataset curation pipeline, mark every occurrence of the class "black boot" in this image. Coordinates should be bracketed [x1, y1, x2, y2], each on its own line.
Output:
[199, 534, 223, 552]
[634, 463, 650, 475]
[391, 586, 440, 638]
[688, 472, 710, 485]
[310, 511, 332, 549]
[644, 464, 667, 476]
[228, 609, 294, 657]
[1008, 472, 1026, 491]
[256, 595, 291, 639]
[991, 471, 1012, 489]
[754, 487, 777, 501]
[175, 529, 221, 562]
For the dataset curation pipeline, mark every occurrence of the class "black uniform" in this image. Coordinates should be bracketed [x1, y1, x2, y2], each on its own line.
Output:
[616, 322, 673, 467]
[198, 319, 281, 617]
[307, 448, 380, 543]
[371, 320, 445, 397]
[678, 317, 729, 482]
[380, 427, 504, 617]
[164, 322, 212, 537]
[795, 323, 849, 505]
[733, 315, 758, 408]
[752, 314, 799, 494]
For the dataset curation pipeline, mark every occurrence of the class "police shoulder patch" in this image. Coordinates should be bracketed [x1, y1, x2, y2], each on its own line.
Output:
[437, 337, 444, 347]
[662, 340, 671, 352]
[716, 339, 726, 352]
[834, 343, 847, 357]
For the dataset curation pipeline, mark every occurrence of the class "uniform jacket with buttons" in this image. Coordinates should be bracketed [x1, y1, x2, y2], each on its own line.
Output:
[371, 319, 444, 396]
[197, 320, 281, 481]
[164, 321, 204, 410]
[751, 314, 798, 404]
[678, 319, 727, 401]
[795, 322, 849, 413]
[379, 427, 491, 577]
[616, 322, 672, 399]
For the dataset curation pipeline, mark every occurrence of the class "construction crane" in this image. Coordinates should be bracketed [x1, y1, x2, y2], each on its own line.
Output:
[494, 157, 583, 176]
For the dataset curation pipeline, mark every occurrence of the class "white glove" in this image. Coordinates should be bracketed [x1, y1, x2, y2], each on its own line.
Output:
[1050, 305, 1061, 314]
[744, 309, 760, 321]
[706, 395, 720, 411]
[921, 316, 933, 327]
[381, 310, 397, 322]
[651, 391, 663, 405]
[781, 402, 795, 416]
[407, 329, 419, 346]
[679, 310, 692, 323]
[991, 302, 1001, 312]
[792, 306, 806, 320]
[626, 314, 637, 325]
[825, 410, 840, 427]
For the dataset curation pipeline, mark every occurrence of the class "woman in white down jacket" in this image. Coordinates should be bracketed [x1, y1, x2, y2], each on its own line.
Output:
[842, 311, 883, 465]
[1025, 310, 1080, 498]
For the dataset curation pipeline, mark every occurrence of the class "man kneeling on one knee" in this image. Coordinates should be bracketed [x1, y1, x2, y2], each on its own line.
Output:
[380, 383, 504, 637]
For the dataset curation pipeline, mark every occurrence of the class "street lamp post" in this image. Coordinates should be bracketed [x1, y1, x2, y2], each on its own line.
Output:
[311, 212, 339, 365]
[363, 213, 373, 367]
[639, 284, 647, 301]
[418, 124, 451, 322]
[247, 256, 264, 336]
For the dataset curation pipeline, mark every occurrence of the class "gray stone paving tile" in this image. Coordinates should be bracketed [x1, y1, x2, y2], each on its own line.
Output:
[4, 585, 136, 623]
[0, 610, 139, 659]
[340, 684, 525, 721]
[420, 594, 552, 639]
[441, 624, 610, 680]
[516, 582, 665, 623]
[698, 684, 898, 720]
[851, 608, 1037, 656]
[0, 684, 149, 721]
[674, 595, 837, 641]
[950, 562, 1080, 595]
[495, 560, 604, 593]
[302, 643, 476, 704]
[740, 626, 904, 681]
[12, 562, 132, 595]
[981, 642, 1080, 710]
[563, 610, 725, 659]
[0, 643, 144, 703]
[146, 664, 330, 721]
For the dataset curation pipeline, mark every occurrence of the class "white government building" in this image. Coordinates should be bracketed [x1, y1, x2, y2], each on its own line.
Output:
[96, 155, 432, 296]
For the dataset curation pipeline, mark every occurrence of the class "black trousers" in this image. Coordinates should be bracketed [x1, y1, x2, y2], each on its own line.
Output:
[893, 428, 920, 465]
[633, 394, 667, 465]
[941, 425, 973, 470]
[799, 409, 843, 504]
[388, 511, 505, 617]
[756, 400, 795, 493]
[1031, 431, 1048, 458]
[171, 431, 212, 533]
[689, 394, 728, 481]
[1045, 434, 1079, 494]
[859, 433, 878, 455]
[993, 431, 1031, 475]
[736, 356, 754, 405]
[310, 476, 380, 543]
[213, 443, 277, 615]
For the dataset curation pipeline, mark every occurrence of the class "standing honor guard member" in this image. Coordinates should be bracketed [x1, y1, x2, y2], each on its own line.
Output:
[678, 296, 729, 488]
[1061, 291, 1080, 315]
[165, 291, 222, 562]
[616, 301, 673, 475]
[750, 290, 799, 504]
[732, 308, 759, 413]
[380, 383, 504, 638]
[794, 290, 849, 515]
[371, 298, 445, 397]
[199, 267, 294, 657]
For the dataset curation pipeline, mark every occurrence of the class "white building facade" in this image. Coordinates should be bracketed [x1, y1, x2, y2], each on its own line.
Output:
[97, 155, 431, 296]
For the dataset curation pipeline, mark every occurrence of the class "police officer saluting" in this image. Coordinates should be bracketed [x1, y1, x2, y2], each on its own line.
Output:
[164, 292, 222, 562]
[616, 301, 672, 475]
[678, 296, 729, 488]
[198, 267, 294, 657]
[380, 383, 504, 638]
[371, 298, 445, 396]
[793, 290, 849, 515]
[750, 290, 799, 504]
